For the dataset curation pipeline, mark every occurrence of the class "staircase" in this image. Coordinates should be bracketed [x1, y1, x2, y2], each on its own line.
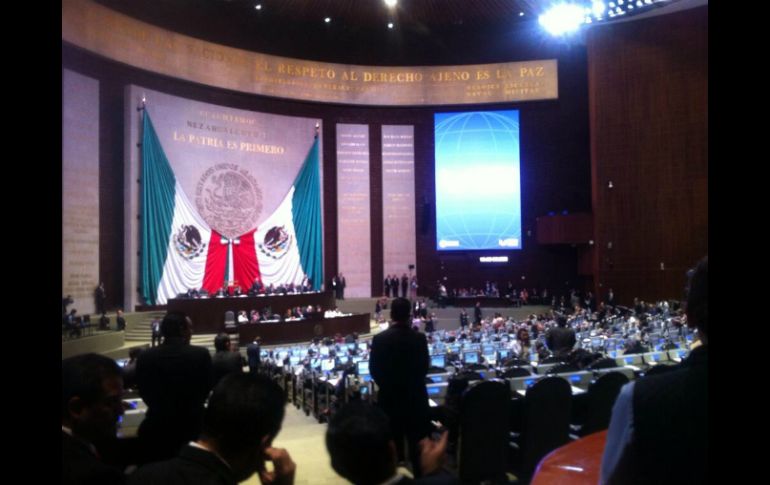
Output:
[124, 311, 224, 354]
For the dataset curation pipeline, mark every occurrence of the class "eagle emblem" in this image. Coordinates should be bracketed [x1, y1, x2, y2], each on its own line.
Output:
[174, 225, 206, 260]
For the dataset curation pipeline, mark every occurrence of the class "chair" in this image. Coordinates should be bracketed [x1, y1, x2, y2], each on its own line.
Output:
[501, 367, 531, 378]
[224, 311, 237, 334]
[574, 371, 629, 437]
[502, 357, 530, 368]
[643, 364, 676, 377]
[587, 357, 619, 370]
[509, 376, 572, 482]
[457, 380, 511, 484]
[539, 355, 562, 364]
[545, 363, 579, 375]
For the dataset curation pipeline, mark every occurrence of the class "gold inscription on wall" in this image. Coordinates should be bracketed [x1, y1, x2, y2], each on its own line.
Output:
[63, 0, 559, 106]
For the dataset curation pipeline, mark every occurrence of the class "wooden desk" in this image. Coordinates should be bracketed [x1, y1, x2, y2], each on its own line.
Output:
[167, 291, 335, 334]
[530, 430, 607, 485]
[451, 296, 522, 307]
[237, 313, 370, 346]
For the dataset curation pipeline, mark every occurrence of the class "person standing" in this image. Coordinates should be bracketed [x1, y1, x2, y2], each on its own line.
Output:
[135, 312, 213, 464]
[474, 302, 483, 326]
[95, 282, 106, 315]
[150, 318, 161, 347]
[370, 298, 431, 477]
[246, 337, 262, 375]
[116, 309, 126, 331]
[339, 273, 346, 300]
[459, 309, 469, 330]
[401, 274, 409, 299]
[409, 275, 418, 301]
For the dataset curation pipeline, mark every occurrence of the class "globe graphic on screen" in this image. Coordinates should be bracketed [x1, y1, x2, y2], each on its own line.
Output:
[435, 111, 522, 250]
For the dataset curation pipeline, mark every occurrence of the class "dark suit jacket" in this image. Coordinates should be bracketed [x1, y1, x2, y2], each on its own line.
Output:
[62, 431, 125, 485]
[212, 351, 243, 387]
[609, 346, 707, 485]
[246, 343, 261, 374]
[135, 339, 213, 462]
[546, 326, 576, 355]
[128, 444, 236, 485]
[370, 323, 431, 438]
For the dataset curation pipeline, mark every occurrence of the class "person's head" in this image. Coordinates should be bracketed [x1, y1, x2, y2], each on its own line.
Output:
[214, 333, 231, 352]
[200, 373, 286, 481]
[70, 309, 77, 316]
[128, 346, 144, 362]
[62, 353, 124, 445]
[326, 402, 396, 485]
[160, 311, 193, 343]
[117, 309, 123, 317]
[685, 256, 708, 342]
[556, 315, 568, 328]
[390, 297, 411, 325]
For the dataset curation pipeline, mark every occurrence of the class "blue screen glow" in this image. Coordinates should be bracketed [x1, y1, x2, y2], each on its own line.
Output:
[435, 110, 522, 251]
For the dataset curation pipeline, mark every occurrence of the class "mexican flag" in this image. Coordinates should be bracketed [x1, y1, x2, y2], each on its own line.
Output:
[140, 110, 322, 305]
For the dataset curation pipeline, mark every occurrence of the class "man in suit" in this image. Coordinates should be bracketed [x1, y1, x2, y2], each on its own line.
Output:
[370, 298, 431, 477]
[247, 337, 262, 375]
[211, 333, 244, 387]
[401, 274, 409, 298]
[339, 273, 347, 300]
[135, 312, 214, 464]
[545, 315, 576, 357]
[116, 309, 126, 331]
[459, 309, 469, 329]
[601, 257, 708, 485]
[62, 353, 126, 485]
[95, 282, 107, 314]
[384, 275, 391, 299]
[326, 402, 456, 485]
[150, 318, 161, 347]
[473, 302, 483, 326]
[129, 373, 295, 485]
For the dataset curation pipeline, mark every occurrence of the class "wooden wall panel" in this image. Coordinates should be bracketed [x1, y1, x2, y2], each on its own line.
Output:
[588, 7, 708, 305]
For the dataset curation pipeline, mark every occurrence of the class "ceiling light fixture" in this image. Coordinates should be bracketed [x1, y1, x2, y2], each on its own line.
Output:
[384, 0, 398, 8]
[324, 17, 331, 23]
[255, 4, 261, 10]
[388, 22, 394, 29]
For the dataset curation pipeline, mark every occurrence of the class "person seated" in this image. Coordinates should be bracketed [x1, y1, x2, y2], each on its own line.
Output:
[64, 309, 80, 338]
[265, 283, 275, 295]
[250, 278, 264, 295]
[326, 402, 456, 485]
[215, 286, 227, 298]
[63, 353, 126, 485]
[232, 285, 243, 297]
[237, 311, 249, 325]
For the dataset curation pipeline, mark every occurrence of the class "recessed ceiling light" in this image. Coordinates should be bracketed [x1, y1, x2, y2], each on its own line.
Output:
[388, 22, 395, 29]
[255, 4, 261, 10]
[324, 17, 331, 23]
[519, 12, 525, 17]
[384, 0, 398, 8]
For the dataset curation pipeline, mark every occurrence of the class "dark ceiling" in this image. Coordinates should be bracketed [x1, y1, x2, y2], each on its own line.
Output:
[94, 0, 702, 65]
[94, 0, 585, 65]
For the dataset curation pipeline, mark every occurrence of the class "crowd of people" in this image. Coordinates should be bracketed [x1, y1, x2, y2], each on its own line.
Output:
[64, 257, 707, 484]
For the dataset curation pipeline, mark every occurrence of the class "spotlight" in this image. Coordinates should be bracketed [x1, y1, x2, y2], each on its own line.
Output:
[388, 22, 394, 29]
[539, 4, 586, 36]
[324, 17, 331, 23]
[255, 4, 261, 10]
[384, 0, 398, 7]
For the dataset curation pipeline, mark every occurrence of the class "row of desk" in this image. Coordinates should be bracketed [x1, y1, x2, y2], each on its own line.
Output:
[166, 291, 336, 335]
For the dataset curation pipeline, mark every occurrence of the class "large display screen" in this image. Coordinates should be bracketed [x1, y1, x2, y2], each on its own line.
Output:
[434, 110, 522, 251]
